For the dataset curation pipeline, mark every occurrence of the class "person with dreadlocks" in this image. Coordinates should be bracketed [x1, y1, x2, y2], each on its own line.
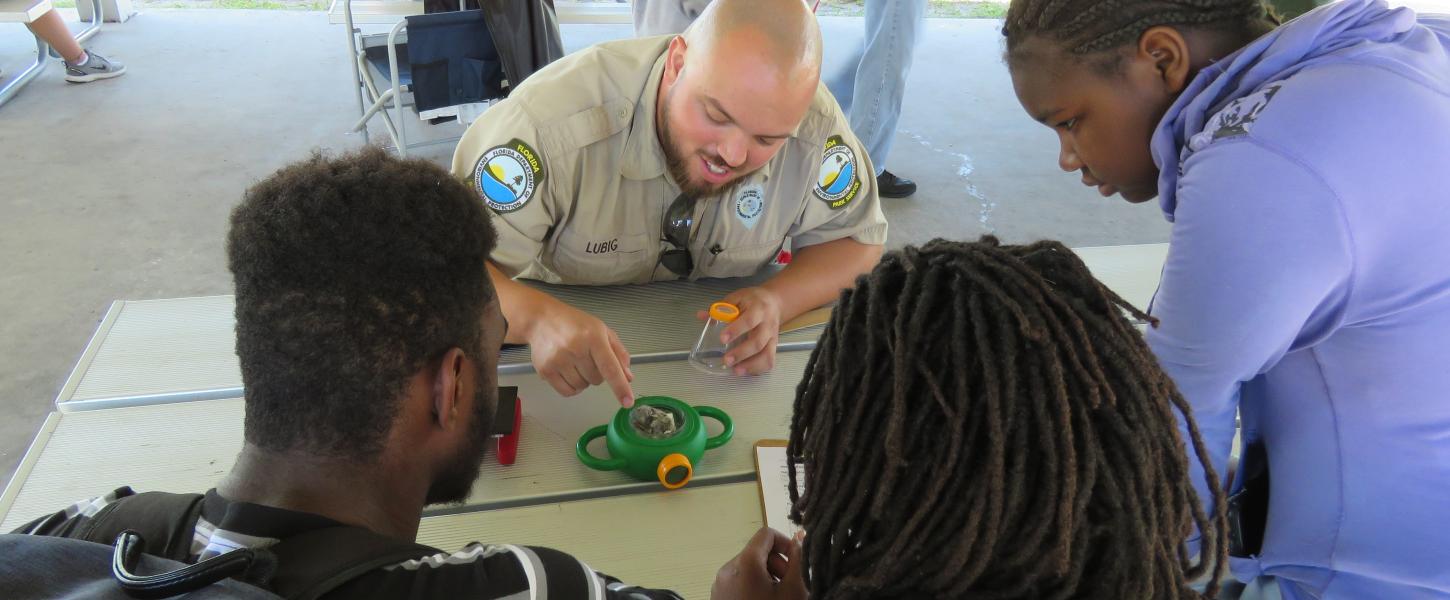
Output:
[711, 237, 1229, 600]
[1002, 0, 1450, 598]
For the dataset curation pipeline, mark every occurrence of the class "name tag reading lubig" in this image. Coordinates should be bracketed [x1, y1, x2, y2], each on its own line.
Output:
[585, 238, 620, 255]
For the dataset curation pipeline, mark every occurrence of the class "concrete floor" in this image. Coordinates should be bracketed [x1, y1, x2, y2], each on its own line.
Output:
[0, 11, 1173, 486]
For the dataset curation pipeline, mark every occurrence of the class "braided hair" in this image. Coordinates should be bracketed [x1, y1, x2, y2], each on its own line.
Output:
[786, 237, 1228, 599]
[1002, 0, 1280, 57]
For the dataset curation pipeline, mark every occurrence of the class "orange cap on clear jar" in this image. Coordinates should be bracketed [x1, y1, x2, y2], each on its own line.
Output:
[709, 302, 740, 323]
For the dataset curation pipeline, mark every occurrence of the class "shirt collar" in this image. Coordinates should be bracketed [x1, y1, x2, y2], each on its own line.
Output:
[621, 51, 671, 182]
[200, 488, 346, 541]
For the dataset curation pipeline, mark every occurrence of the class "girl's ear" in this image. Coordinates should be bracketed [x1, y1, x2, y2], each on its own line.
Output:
[1137, 26, 1194, 94]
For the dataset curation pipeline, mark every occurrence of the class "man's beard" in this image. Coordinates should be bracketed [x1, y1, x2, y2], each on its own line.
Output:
[424, 363, 494, 506]
[659, 93, 740, 199]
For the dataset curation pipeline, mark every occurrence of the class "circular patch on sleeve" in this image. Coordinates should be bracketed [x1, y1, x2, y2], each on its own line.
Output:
[473, 138, 546, 214]
[812, 135, 861, 210]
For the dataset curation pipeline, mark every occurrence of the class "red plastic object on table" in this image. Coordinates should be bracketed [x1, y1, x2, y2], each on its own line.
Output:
[497, 395, 522, 465]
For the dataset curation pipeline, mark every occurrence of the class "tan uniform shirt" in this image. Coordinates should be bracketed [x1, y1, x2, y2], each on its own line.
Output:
[451, 35, 888, 285]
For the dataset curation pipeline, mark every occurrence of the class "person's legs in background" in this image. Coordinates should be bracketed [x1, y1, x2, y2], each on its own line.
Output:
[24, 9, 83, 63]
[23, 9, 125, 83]
[825, 0, 926, 199]
[631, 0, 713, 37]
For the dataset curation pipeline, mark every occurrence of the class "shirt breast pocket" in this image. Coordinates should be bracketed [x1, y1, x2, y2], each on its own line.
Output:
[698, 241, 781, 280]
[547, 231, 654, 285]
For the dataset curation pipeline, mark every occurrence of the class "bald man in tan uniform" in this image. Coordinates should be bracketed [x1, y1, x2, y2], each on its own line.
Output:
[452, 0, 886, 406]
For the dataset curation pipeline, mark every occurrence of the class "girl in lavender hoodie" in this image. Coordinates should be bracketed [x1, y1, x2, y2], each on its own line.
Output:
[1003, 0, 1450, 597]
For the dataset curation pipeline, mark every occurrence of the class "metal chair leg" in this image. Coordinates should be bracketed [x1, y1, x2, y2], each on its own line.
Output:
[0, 35, 50, 109]
[386, 21, 408, 157]
[343, 0, 370, 144]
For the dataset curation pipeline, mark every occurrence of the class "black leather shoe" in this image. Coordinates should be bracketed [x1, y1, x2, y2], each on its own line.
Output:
[877, 170, 917, 198]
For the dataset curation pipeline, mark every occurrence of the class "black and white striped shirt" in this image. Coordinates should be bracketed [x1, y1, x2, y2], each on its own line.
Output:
[14, 487, 683, 600]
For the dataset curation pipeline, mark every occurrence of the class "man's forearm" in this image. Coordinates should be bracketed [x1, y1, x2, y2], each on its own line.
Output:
[761, 238, 883, 320]
[488, 261, 558, 345]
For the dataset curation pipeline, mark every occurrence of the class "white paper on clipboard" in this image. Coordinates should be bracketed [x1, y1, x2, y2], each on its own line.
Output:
[754, 441, 806, 539]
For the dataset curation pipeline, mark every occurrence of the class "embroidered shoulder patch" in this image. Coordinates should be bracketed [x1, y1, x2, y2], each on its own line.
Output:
[1189, 84, 1283, 151]
[473, 138, 545, 214]
[813, 135, 861, 210]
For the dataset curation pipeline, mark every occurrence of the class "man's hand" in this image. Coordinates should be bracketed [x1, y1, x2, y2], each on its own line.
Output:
[697, 286, 782, 376]
[697, 238, 882, 377]
[527, 299, 635, 406]
[711, 527, 808, 600]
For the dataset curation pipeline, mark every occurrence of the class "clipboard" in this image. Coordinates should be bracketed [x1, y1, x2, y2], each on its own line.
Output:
[753, 439, 803, 538]
[779, 306, 833, 335]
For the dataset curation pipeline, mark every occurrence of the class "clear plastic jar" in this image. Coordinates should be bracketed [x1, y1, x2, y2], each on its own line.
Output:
[690, 302, 743, 374]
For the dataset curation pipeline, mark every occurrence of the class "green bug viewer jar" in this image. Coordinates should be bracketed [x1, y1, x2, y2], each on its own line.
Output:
[575, 396, 733, 489]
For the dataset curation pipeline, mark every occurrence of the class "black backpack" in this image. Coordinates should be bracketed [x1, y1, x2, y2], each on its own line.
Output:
[0, 491, 435, 600]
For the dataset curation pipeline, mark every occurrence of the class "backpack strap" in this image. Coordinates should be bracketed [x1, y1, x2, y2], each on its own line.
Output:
[110, 530, 276, 600]
[71, 490, 434, 600]
[81, 492, 277, 599]
[80, 492, 206, 562]
[264, 526, 437, 600]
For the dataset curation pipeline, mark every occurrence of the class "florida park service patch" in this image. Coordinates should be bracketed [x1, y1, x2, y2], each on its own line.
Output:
[813, 135, 860, 210]
[473, 139, 545, 214]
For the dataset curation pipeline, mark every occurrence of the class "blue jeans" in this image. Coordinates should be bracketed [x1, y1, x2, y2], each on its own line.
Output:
[631, 0, 711, 37]
[825, 0, 927, 177]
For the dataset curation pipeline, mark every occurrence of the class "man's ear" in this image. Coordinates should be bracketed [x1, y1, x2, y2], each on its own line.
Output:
[1137, 26, 1193, 94]
[663, 35, 688, 87]
[431, 348, 467, 431]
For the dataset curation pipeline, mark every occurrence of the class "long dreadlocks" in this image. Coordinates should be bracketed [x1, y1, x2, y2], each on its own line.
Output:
[1001, 0, 1280, 57]
[786, 237, 1228, 599]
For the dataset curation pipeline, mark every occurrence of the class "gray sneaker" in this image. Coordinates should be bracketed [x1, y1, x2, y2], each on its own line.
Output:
[64, 51, 126, 83]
